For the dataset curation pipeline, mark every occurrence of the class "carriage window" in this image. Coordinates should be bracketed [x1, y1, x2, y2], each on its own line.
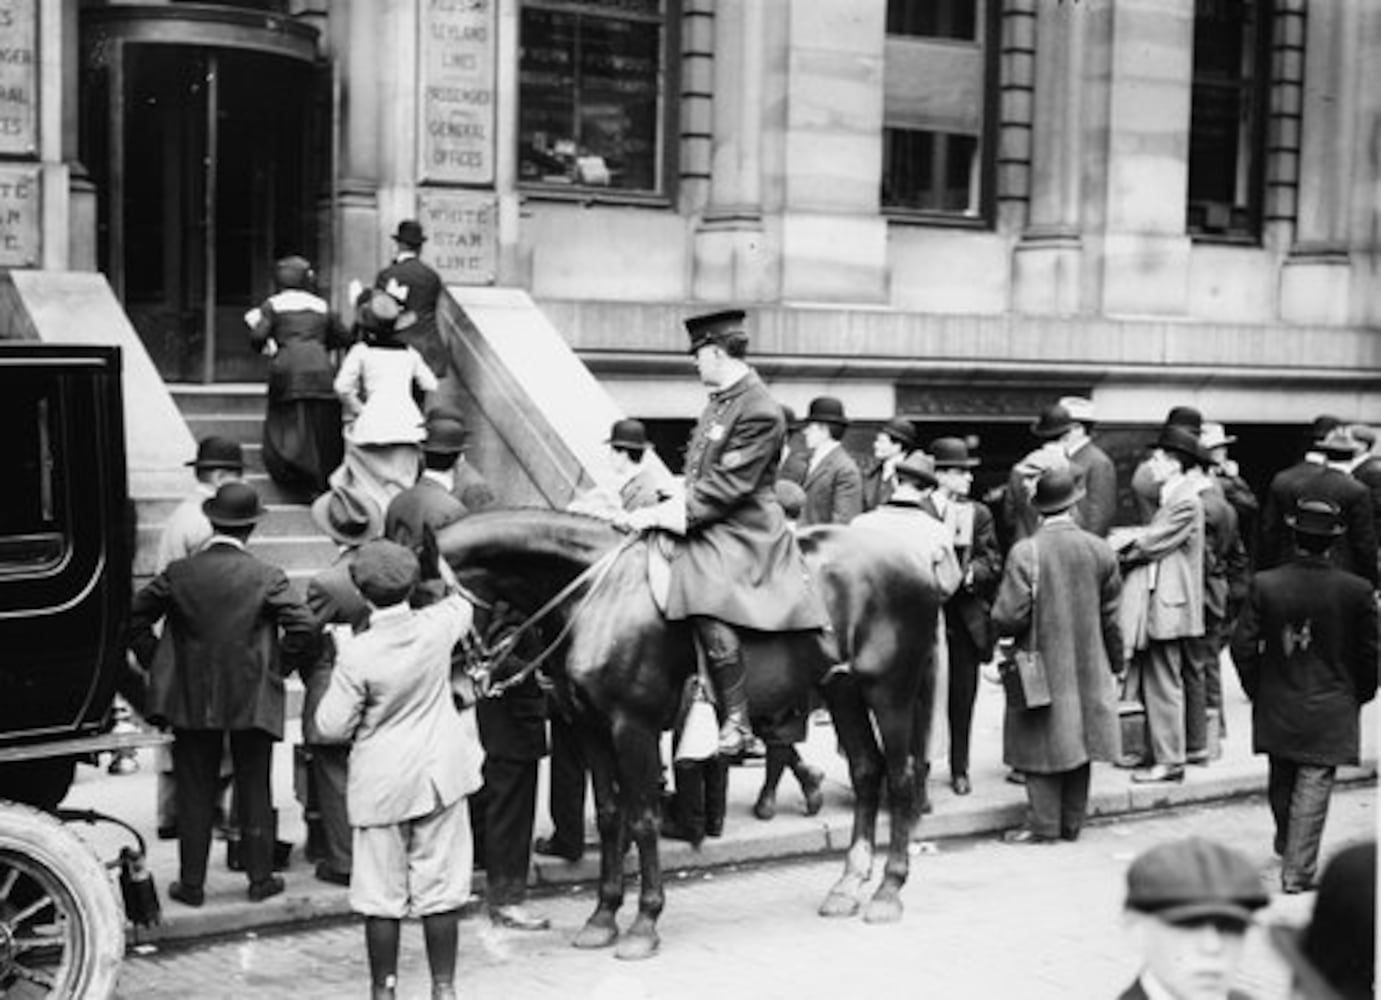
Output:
[0, 373, 65, 570]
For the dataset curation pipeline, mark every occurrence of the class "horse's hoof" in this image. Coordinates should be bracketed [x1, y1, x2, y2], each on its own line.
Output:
[572, 917, 619, 950]
[818, 891, 861, 918]
[863, 894, 904, 924]
[614, 930, 660, 961]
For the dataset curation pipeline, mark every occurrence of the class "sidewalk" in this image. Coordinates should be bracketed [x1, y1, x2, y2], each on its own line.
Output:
[63, 659, 1377, 948]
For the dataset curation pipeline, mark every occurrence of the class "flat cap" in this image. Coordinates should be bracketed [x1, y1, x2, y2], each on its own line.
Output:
[350, 539, 420, 607]
[1125, 837, 1268, 925]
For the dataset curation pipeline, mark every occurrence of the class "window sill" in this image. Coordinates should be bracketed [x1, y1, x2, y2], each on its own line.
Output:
[1188, 232, 1263, 248]
[518, 186, 674, 210]
[883, 210, 993, 232]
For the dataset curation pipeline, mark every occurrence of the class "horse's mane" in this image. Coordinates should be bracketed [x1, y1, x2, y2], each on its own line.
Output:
[436, 506, 626, 572]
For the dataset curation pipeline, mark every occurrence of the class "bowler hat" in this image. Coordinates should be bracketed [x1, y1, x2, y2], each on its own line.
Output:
[1155, 424, 1208, 466]
[202, 481, 264, 528]
[773, 479, 807, 520]
[423, 411, 468, 456]
[685, 309, 747, 354]
[878, 417, 917, 450]
[1165, 406, 1205, 433]
[894, 451, 938, 488]
[1031, 467, 1084, 514]
[1310, 414, 1342, 443]
[186, 436, 245, 471]
[1058, 396, 1096, 425]
[607, 418, 649, 452]
[1318, 425, 1363, 459]
[1030, 403, 1075, 440]
[391, 219, 427, 247]
[930, 437, 979, 469]
[803, 396, 848, 428]
[1285, 497, 1345, 537]
[350, 539, 420, 607]
[1199, 422, 1236, 451]
[1269, 841, 1376, 1000]
[311, 487, 383, 547]
[1125, 837, 1268, 925]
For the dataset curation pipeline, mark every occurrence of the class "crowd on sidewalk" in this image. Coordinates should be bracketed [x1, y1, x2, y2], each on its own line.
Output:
[113, 267, 1379, 1000]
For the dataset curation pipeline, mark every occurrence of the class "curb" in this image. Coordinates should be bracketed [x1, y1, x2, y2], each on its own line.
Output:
[127, 762, 1376, 950]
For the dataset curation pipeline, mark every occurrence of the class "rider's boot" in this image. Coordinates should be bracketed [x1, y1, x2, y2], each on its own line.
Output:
[693, 617, 753, 758]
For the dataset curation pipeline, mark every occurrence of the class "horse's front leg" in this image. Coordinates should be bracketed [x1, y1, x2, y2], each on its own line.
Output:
[613, 718, 665, 961]
[861, 699, 917, 924]
[818, 674, 882, 918]
[572, 721, 625, 950]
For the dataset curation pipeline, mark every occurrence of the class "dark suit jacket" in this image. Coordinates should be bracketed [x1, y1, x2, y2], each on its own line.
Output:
[1261, 461, 1378, 586]
[128, 540, 317, 738]
[1069, 440, 1117, 538]
[385, 476, 466, 552]
[1230, 555, 1378, 765]
[860, 459, 897, 512]
[1354, 454, 1381, 541]
[374, 254, 448, 377]
[800, 444, 864, 526]
[942, 498, 1002, 657]
[302, 553, 371, 745]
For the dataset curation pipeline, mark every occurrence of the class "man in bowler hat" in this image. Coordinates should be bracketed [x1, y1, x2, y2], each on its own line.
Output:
[129, 481, 317, 906]
[798, 396, 863, 526]
[375, 219, 448, 378]
[1230, 498, 1377, 893]
[862, 416, 918, 511]
[620, 309, 829, 757]
[1119, 837, 1269, 999]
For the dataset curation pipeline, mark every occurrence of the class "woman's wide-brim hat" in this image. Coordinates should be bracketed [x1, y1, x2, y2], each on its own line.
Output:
[930, 436, 980, 469]
[1031, 403, 1075, 440]
[1031, 467, 1085, 514]
[1200, 421, 1237, 451]
[311, 486, 383, 547]
[802, 396, 848, 428]
[202, 481, 264, 528]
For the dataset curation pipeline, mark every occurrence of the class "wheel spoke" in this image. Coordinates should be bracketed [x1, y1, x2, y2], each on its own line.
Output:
[13, 962, 58, 988]
[0, 863, 19, 901]
[10, 892, 55, 927]
[13, 925, 64, 952]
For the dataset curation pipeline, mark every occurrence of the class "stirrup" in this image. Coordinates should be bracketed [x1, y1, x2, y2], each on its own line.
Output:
[717, 719, 751, 758]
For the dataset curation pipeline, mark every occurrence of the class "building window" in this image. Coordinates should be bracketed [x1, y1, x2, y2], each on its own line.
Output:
[1187, 0, 1272, 240]
[518, 0, 673, 196]
[882, 0, 998, 223]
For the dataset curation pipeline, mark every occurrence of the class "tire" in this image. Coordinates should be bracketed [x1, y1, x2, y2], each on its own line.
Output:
[0, 801, 124, 999]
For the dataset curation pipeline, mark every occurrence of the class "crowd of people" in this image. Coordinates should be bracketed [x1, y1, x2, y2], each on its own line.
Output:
[120, 283, 1379, 999]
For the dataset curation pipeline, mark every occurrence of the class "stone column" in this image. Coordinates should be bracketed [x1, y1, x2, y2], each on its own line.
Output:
[333, 0, 383, 303]
[1011, 0, 1086, 315]
[1083, 0, 1194, 317]
[690, 0, 773, 302]
[1279, 0, 1363, 324]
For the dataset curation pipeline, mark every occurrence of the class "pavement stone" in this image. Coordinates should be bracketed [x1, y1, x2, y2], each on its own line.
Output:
[59, 654, 1377, 950]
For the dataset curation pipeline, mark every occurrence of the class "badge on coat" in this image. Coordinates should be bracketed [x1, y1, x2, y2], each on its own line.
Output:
[707, 423, 726, 442]
[722, 449, 745, 470]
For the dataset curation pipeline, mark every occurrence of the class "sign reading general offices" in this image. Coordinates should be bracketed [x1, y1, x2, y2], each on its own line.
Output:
[0, 3, 38, 266]
[419, 0, 495, 186]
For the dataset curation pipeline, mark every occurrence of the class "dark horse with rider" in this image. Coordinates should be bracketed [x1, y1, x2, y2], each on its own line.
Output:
[443, 311, 947, 959]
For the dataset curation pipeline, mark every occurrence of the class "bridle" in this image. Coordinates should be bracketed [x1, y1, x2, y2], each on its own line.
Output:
[461, 533, 639, 699]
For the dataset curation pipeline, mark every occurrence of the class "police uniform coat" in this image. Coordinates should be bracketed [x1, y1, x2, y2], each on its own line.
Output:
[1261, 461, 1378, 586]
[992, 519, 1124, 773]
[374, 254, 448, 377]
[129, 539, 317, 739]
[1230, 555, 1378, 766]
[666, 370, 825, 630]
[800, 444, 864, 527]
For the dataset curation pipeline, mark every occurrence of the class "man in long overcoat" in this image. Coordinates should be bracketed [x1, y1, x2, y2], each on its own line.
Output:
[1230, 498, 1378, 893]
[128, 482, 317, 905]
[992, 467, 1123, 843]
[626, 309, 826, 757]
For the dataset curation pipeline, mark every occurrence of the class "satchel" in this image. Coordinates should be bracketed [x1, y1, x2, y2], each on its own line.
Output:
[675, 677, 719, 763]
[999, 538, 1053, 710]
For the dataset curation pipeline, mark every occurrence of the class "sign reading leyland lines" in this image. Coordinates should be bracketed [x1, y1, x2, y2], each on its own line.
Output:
[420, 0, 495, 184]
[0, 3, 37, 155]
[419, 190, 497, 285]
[0, 164, 40, 265]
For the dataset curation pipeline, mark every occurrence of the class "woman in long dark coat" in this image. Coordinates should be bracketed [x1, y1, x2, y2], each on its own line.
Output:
[246, 256, 348, 498]
[992, 468, 1124, 843]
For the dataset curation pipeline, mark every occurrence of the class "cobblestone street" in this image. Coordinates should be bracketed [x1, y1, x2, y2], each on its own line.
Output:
[115, 785, 1375, 1000]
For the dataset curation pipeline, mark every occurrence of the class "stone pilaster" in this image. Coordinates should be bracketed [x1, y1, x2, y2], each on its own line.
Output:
[331, 0, 382, 304]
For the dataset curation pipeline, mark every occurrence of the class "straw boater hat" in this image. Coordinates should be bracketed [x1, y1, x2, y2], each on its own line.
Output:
[311, 487, 383, 547]
[1199, 422, 1236, 451]
[202, 481, 264, 529]
[1057, 396, 1096, 425]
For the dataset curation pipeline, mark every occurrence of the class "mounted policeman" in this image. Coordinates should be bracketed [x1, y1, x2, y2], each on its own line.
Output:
[619, 309, 828, 757]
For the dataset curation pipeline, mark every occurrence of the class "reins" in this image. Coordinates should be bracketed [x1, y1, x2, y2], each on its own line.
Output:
[467, 532, 639, 698]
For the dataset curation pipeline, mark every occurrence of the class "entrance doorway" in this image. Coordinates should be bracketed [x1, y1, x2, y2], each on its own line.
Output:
[82, 8, 326, 383]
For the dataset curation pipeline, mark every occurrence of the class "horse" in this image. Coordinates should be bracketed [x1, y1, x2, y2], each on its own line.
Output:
[438, 507, 944, 960]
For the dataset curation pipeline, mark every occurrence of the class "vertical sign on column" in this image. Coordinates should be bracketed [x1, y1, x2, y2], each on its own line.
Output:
[0, 164, 41, 265]
[0, 2, 36, 155]
[420, 0, 495, 185]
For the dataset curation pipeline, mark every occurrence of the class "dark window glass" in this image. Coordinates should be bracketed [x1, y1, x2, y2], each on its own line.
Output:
[1187, 0, 1271, 239]
[882, 129, 979, 214]
[887, 0, 977, 40]
[0, 372, 65, 569]
[519, 1, 666, 193]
